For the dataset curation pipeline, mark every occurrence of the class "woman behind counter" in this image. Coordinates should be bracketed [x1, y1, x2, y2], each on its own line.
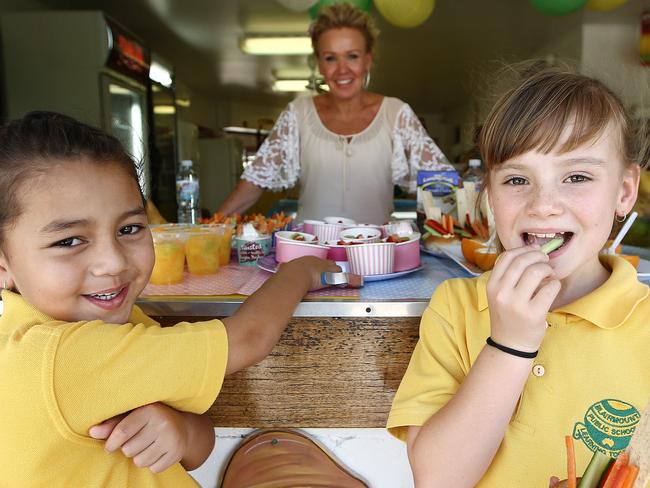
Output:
[218, 4, 453, 224]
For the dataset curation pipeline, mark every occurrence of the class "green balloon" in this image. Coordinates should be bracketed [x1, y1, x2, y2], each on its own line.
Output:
[529, 0, 588, 15]
[309, 0, 372, 19]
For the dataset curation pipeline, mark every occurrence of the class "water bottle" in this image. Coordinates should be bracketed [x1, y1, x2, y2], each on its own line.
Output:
[176, 159, 200, 223]
[462, 159, 483, 191]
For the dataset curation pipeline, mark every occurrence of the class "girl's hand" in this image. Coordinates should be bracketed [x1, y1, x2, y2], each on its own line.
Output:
[278, 256, 343, 291]
[89, 403, 188, 473]
[486, 246, 561, 353]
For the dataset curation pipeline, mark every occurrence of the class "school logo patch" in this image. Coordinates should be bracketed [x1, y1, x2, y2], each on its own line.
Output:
[573, 399, 640, 458]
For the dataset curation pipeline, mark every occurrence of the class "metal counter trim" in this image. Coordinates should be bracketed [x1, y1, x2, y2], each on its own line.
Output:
[136, 297, 428, 317]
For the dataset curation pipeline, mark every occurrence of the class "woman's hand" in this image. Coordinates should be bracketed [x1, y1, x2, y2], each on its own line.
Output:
[89, 403, 193, 473]
[486, 246, 561, 353]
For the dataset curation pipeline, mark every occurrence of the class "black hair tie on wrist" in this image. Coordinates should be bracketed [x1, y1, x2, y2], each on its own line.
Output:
[486, 337, 538, 359]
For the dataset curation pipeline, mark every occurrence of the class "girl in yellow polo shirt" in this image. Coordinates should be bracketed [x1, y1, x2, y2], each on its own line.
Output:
[0, 111, 339, 487]
[388, 67, 650, 487]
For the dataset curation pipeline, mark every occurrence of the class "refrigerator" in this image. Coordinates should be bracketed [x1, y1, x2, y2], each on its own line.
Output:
[1, 11, 150, 196]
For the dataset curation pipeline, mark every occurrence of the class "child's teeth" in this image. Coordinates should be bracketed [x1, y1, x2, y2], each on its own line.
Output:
[92, 292, 118, 301]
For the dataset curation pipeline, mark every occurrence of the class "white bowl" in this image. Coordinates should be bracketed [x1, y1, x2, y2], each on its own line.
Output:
[274, 230, 317, 243]
[339, 226, 382, 244]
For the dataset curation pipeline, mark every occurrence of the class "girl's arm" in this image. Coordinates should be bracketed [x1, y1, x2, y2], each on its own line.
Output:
[408, 246, 561, 487]
[222, 256, 341, 375]
[407, 346, 534, 486]
[90, 403, 215, 473]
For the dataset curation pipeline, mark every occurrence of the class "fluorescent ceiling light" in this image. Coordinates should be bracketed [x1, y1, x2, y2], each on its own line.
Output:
[176, 98, 191, 108]
[154, 105, 176, 114]
[273, 66, 313, 79]
[241, 36, 312, 55]
[150, 60, 173, 88]
[273, 79, 310, 92]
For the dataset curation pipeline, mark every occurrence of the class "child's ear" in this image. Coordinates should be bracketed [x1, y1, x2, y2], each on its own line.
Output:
[617, 164, 641, 216]
[0, 250, 14, 290]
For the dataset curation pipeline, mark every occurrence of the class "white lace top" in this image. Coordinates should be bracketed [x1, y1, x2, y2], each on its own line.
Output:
[242, 95, 451, 224]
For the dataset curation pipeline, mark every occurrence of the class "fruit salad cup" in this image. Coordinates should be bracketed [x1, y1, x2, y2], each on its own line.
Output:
[185, 226, 222, 275]
[150, 231, 186, 285]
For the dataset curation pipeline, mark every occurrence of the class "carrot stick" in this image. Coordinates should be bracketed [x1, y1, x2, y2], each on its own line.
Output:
[602, 452, 629, 488]
[611, 466, 630, 488]
[566, 435, 577, 488]
[620, 465, 639, 488]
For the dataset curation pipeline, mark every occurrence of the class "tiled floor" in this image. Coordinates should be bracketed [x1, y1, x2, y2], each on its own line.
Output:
[189, 428, 414, 488]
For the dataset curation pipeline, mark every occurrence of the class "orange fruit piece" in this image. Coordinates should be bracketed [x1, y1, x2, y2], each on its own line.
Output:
[474, 247, 499, 271]
[461, 238, 486, 265]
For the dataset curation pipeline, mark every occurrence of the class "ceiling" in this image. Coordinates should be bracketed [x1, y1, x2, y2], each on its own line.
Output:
[39, 0, 646, 114]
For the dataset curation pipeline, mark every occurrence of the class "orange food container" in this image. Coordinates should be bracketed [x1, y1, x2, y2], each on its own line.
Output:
[474, 247, 499, 271]
[150, 231, 186, 285]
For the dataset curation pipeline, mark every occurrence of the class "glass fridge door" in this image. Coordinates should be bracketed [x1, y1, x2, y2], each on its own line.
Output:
[101, 74, 149, 197]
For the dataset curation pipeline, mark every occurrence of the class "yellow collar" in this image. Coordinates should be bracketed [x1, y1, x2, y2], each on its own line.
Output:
[476, 255, 648, 329]
[0, 289, 157, 327]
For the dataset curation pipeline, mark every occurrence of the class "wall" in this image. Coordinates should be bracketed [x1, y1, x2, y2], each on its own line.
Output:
[581, 6, 650, 115]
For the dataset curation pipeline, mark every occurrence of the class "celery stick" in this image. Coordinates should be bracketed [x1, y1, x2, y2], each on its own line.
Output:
[576, 450, 612, 488]
[540, 237, 564, 255]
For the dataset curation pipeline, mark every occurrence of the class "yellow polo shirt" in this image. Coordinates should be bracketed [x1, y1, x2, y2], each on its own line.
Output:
[0, 290, 228, 487]
[388, 256, 650, 487]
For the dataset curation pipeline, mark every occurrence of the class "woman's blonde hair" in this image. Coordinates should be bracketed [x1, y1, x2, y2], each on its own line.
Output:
[309, 3, 379, 55]
[479, 64, 649, 191]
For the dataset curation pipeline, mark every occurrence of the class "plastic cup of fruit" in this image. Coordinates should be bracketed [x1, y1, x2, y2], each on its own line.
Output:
[215, 223, 234, 266]
[150, 231, 186, 285]
[184, 226, 223, 275]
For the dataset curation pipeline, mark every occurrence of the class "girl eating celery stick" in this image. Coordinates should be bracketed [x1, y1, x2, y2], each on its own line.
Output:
[387, 66, 649, 487]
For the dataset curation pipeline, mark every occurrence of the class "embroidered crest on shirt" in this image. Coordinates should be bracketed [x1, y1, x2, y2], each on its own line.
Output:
[573, 399, 640, 458]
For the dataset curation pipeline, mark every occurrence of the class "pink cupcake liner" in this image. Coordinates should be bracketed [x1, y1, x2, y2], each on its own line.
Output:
[345, 242, 395, 275]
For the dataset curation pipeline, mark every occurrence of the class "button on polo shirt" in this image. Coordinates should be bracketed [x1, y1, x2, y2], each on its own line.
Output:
[388, 255, 650, 488]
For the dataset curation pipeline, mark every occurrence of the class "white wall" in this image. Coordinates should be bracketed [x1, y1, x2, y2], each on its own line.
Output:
[581, 6, 650, 115]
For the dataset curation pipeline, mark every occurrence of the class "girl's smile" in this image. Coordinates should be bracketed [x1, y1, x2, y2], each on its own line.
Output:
[0, 159, 154, 324]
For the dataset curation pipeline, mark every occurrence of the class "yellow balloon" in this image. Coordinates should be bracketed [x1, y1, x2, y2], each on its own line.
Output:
[585, 0, 627, 12]
[374, 0, 435, 28]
